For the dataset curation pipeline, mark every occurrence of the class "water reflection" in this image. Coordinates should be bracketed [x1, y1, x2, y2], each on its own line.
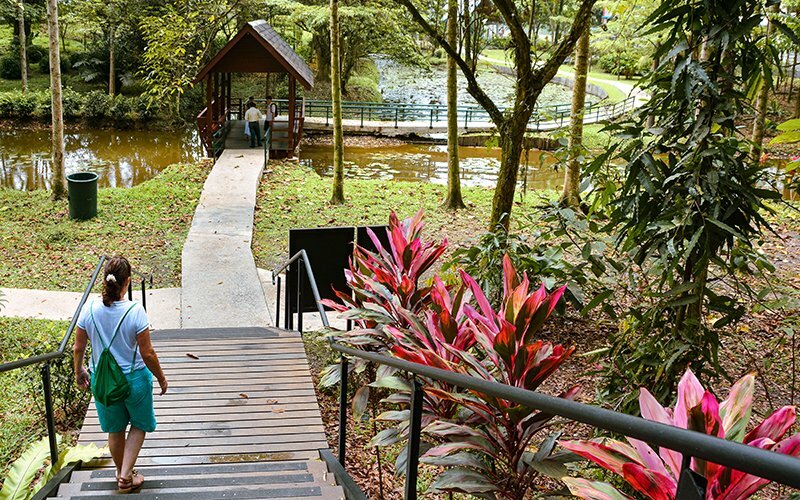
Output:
[0, 127, 202, 190]
[299, 143, 564, 190]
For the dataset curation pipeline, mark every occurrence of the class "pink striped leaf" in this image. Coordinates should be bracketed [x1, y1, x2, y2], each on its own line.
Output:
[621, 462, 676, 500]
[558, 440, 641, 475]
[743, 406, 797, 444]
[561, 478, 632, 500]
[719, 373, 754, 443]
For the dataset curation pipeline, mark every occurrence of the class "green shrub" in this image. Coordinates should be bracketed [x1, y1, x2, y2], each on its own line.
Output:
[109, 95, 133, 123]
[27, 45, 47, 64]
[0, 56, 21, 80]
[0, 92, 16, 117]
[32, 90, 52, 119]
[82, 90, 111, 120]
[14, 91, 37, 118]
[62, 88, 85, 119]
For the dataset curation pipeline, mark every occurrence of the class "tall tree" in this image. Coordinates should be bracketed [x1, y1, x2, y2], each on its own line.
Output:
[329, 0, 345, 205]
[443, 0, 465, 209]
[561, 25, 589, 207]
[750, 3, 779, 159]
[46, 0, 65, 200]
[108, 25, 115, 95]
[396, 0, 597, 229]
[17, 0, 27, 93]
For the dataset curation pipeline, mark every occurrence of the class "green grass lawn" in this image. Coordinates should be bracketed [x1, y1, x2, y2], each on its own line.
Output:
[252, 160, 557, 270]
[0, 316, 73, 485]
[0, 161, 210, 291]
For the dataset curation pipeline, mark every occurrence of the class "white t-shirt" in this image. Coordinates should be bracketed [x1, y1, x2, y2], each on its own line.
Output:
[77, 299, 150, 373]
[244, 106, 263, 123]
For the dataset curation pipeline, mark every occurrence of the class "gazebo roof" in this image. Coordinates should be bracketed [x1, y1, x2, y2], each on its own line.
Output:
[194, 20, 314, 89]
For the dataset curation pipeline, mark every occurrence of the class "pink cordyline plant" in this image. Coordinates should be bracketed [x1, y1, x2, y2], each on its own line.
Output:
[560, 369, 800, 499]
[392, 255, 579, 498]
[321, 209, 447, 345]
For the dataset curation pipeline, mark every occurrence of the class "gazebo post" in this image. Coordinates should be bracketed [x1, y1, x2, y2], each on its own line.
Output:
[205, 74, 213, 155]
[213, 71, 220, 122]
[288, 76, 296, 157]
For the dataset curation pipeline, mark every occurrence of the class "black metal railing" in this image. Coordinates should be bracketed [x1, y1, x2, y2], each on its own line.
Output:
[275, 251, 800, 499]
[270, 249, 330, 335]
[0, 255, 151, 467]
[255, 96, 636, 130]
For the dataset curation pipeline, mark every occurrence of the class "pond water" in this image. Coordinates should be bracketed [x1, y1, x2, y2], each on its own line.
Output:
[374, 57, 592, 108]
[0, 127, 202, 190]
[299, 143, 563, 190]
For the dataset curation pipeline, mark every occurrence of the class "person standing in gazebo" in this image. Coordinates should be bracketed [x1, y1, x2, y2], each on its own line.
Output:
[245, 102, 263, 148]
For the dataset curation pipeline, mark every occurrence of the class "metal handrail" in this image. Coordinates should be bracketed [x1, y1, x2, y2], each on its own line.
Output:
[270, 249, 330, 331]
[0, 255, 152, 467]
[254, 95, 636, 130]
[331, 343, 800, 491]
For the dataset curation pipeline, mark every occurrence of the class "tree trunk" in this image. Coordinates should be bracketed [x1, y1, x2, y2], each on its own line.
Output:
[789, 50, 797, 101]
[490, 116, 527, 229]
[561, 26, 589, 207]
[750, 5, 777, 160]
[444, 0, 465, 209]
[330, 0, 345, 205]
[108, 28, 116, 96]
[18, 1, 27, 93]
[463, 0, 472, 69]
[46, 0, 66, 200]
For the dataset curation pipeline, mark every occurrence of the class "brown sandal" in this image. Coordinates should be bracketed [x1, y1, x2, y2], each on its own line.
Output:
[117, 470, 144, 493]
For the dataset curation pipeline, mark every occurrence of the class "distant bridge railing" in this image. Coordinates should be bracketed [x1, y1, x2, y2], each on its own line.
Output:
[262, 95, 636, 130]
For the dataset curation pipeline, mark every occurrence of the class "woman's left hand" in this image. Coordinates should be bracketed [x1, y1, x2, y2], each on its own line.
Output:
[75, 368, 90, 389]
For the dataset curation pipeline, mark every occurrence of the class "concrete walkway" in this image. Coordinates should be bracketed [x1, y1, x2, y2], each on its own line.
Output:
[180, 122, 270, 328]
[0, 287, 182, 330]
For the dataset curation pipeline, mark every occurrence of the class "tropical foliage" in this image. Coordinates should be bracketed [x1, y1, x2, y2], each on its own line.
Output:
[0, 436, 106, 500]
[561, 369, 800, 499]
[327, 212, 579, 498]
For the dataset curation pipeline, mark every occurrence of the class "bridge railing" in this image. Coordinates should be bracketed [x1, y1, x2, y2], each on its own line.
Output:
[260, 95, 635, 130]
[0, 256, 151, 469]
[275, 249, 800, 499]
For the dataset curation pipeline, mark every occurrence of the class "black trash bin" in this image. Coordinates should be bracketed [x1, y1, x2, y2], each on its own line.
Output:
[66, 172, 99, 220]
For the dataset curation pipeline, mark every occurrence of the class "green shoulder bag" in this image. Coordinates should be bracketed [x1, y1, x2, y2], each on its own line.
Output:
[89, 303, 138, 406]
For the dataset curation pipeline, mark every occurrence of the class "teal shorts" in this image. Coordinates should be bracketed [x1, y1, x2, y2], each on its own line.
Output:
[93, 367, 157, 433]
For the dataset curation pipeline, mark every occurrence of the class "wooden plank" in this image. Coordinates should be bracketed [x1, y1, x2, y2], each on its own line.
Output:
[83, 450, 322, 467]
[159, 353, 309, 363]
[150, 389, 317, 401]
[78, 425, 326, 441]
[79, 432, 328, 450]
[82, 409, 324, 424]
[78, 441, 329, 458]
[85, 403, 320, 418]
[80, 418, 326, 435]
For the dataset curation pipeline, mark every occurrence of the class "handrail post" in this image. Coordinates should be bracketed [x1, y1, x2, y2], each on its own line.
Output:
[360, 107, 364, 128]
[127, 281, 133, 301]
[404, 378, 423, 500]
[140, 278, 147, 311]
[296, 258, 303, 334]
[41, 363, 59, 466]
[675, 454, 706, 499]
[338, 355, 349, 466]
[275, 276, 281, 328]
[395, 107, 399, 128]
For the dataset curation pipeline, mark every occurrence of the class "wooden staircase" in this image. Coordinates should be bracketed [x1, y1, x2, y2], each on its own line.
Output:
[58, 326, 344, 499]
[54, 461, 343, 499]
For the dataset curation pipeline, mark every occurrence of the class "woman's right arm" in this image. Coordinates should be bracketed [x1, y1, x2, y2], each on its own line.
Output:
[137, 329, 168, 395]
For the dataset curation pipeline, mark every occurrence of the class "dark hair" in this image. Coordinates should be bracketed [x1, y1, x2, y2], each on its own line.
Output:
[248, 96, 255, 101]
[102, 256, 132, 306]
[266, 95, 273, 101]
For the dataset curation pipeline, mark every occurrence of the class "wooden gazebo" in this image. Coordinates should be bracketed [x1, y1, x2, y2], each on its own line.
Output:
[194, 20, 314, 158]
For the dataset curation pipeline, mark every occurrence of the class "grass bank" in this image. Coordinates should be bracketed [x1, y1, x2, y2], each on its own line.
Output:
[0, 317, 75, 485]
[252, 160, 556, 269]
[0, 161, 210, 291]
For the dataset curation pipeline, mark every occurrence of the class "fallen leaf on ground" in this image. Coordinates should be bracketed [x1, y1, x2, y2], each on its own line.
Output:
[272, 408, 285, 413]
[239, 393, 249, 399]
[186, 353, 200, 360]
[265, 399, 278, 404]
